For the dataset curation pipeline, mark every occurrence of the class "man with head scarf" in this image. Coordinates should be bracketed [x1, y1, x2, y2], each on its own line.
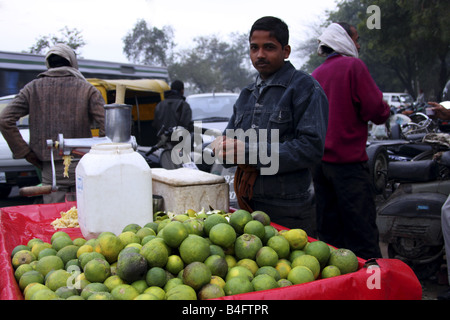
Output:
[311, 23, 390, 259]
[0, 44, 105, 203]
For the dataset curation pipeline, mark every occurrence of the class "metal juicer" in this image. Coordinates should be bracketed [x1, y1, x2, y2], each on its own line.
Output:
[20, 84, 137, 196]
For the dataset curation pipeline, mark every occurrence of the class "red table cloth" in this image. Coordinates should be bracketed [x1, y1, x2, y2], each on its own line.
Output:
[0, 203, 422, 300]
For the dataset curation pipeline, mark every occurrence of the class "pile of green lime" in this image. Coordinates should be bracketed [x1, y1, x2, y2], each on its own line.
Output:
[10, 208, 359, 300]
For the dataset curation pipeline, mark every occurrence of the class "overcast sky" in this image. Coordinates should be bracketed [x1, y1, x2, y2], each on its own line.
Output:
[0, 0, 337, 68]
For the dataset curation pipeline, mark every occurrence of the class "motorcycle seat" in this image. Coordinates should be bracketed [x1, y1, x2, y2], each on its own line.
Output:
[388, 159, 439, 182]
[440, 151, 450, 167]
[404, 133, 427, 141]
[397, 143, 433, 158]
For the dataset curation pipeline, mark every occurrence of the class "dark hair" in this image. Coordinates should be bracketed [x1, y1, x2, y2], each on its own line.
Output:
[249, 16, 289, 47]
[47, 54, 71, 68]
[337, 22, 355, 38]
[171, 80, 184, 92]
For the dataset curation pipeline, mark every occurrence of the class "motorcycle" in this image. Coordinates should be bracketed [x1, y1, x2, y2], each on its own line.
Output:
[374, 130, 450, 279]
[138, 125, 200, 170]
[366, 99, 450, 279]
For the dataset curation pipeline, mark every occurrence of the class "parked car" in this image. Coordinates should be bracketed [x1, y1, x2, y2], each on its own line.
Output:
[383, 92, 414, 110]
[186, 92, 239, 208]
[0, 95, 40, 198]
[187, 92, 238, 133]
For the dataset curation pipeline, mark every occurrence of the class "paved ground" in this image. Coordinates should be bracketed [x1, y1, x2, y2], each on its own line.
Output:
[421, 278, 448, 300]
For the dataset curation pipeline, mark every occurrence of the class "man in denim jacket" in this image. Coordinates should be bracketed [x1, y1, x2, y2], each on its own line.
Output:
[212, 16, 328, 234]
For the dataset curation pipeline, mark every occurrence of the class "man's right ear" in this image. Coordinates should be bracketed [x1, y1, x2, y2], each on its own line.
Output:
[283, 45, 291, 60]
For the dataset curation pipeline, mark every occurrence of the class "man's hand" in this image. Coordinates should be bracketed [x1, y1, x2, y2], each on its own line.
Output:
[211, 136, 245, 163]
[25, 151, 43, 170]
[429, 101, 450, 120]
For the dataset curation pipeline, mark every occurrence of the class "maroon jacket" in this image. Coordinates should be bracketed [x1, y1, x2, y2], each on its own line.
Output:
[312, 54, 390, 163]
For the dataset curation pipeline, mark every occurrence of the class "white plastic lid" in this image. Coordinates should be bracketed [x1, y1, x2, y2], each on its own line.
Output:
[151, 168, 225, 186]
[90, 143, 134, 154]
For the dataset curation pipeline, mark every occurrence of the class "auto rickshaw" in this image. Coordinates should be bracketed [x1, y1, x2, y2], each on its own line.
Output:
[87, 78, 170, 146]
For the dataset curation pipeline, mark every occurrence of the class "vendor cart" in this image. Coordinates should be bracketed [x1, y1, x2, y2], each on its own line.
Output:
[0, 203, 422, 300]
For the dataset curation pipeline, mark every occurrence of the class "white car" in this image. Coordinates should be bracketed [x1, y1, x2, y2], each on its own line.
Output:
[383, 92, 414, 110]
[186, 92, 239, 208]
[0, 95, 40, 198]
[187, 92, 239, 134]
[186, 92, 239, 150]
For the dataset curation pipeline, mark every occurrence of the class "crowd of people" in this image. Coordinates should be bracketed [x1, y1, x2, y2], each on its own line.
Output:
[0, 16, 448, 300]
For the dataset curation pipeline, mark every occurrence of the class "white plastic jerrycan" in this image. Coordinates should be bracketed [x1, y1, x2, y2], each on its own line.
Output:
[76, 143, 153, 239]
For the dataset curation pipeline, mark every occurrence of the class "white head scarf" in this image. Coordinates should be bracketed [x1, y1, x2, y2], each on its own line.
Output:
[317, 23, 359, 58]
[43, 43, 86, 80]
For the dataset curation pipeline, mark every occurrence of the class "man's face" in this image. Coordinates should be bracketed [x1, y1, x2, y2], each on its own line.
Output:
[249, 30, 291, 80]
[350, 26, 361, 52]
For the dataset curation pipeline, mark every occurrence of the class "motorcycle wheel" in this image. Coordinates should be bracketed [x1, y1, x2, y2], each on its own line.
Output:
[367, 144, 389, 196]
[387, 242, 444, 280]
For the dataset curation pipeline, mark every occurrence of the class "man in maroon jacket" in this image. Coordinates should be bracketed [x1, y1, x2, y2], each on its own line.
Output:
[312, 22, 390, 259]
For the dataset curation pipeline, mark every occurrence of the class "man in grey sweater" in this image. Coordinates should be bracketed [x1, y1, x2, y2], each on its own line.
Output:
[0, 44, 105, 203]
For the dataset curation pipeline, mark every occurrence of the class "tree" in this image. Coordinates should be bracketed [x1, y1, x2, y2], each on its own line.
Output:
[357, 0, 449, 99]
[122, 18, 254, 92]
[28, 26, 86, 55]
[399, 0, 450, 99]
[168, 33, 254, 93]
[122, 19, 175, 67]
[296, 22, 327, 73]
[298, 0, 449, 100]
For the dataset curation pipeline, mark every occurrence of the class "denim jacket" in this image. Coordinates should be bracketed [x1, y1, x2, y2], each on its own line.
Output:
[225, 61, 329, 200]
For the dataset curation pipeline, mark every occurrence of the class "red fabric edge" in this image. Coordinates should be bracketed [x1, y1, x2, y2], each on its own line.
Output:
[0, 204, 422, 300]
